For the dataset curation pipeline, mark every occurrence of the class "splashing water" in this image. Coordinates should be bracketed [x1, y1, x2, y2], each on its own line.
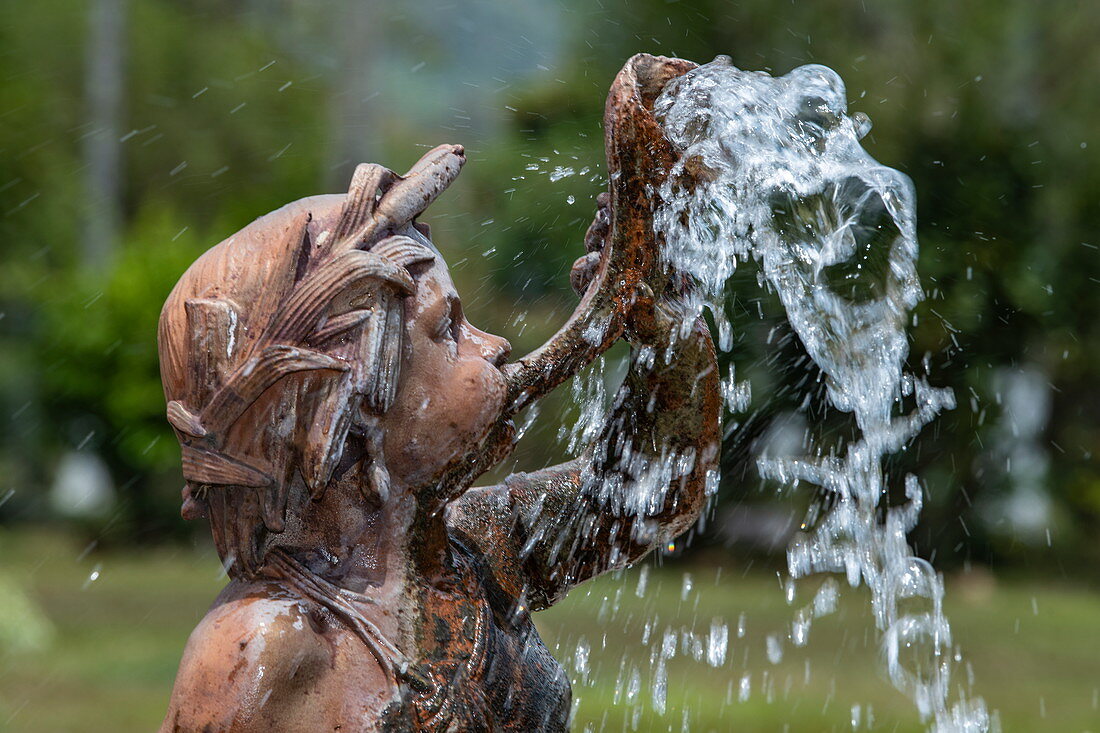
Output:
[652, 56, 992, 731]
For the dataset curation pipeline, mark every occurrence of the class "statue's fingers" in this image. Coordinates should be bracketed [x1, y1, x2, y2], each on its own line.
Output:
[584, 206, 611, 253]
[570, 252, 601, 295]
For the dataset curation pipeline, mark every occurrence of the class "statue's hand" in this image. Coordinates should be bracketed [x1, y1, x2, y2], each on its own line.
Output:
[623, 284, 696, 348]
[570, 189, 691, 347]
[570, 192, 610, 296]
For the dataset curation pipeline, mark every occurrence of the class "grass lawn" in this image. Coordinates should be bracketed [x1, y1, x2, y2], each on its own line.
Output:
[0, 528, 1097, 732]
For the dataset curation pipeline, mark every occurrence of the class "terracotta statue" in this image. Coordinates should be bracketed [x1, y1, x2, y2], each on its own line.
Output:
[157, 54, 718, 732]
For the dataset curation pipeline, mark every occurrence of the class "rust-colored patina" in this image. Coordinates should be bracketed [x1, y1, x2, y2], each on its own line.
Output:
[158, 54, 716, 732]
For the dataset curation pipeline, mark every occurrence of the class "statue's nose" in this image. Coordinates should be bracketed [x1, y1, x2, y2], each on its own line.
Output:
[465, 322, 511, 367]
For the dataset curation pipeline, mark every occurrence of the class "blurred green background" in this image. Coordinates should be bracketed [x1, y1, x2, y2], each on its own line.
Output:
[1, 1, 1098, 731]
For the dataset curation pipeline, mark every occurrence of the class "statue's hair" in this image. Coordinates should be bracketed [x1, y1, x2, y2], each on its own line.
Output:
[158, 148, 464, 575]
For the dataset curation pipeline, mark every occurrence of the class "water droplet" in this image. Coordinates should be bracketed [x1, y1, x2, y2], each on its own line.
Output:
[765, 633, 784, 664]
[651, 658, 667, 714]
[82, 563, 102, 590]
[706, 620, 728, 667]
[681, 572, 694, 601]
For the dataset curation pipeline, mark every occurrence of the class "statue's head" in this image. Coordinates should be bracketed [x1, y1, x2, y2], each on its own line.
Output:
[157, 145, 510, 574]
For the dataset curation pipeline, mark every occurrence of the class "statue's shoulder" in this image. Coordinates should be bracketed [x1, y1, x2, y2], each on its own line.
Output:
[159, 580, 338, 732]
[190, 580, 325, 672]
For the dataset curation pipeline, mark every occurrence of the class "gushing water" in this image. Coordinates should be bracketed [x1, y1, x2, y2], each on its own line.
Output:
[651, 56, 992, 731]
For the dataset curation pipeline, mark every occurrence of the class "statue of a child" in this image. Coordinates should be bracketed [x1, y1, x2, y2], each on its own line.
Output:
[158, 54, 717, 732]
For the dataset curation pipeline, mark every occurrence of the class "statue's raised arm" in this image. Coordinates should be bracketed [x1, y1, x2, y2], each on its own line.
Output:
[447, 54, 720, 610]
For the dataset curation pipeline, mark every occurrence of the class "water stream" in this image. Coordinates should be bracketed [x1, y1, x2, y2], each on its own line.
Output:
[650, 56, 993, 731]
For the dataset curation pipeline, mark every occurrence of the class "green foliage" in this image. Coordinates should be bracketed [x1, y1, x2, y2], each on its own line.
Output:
[0, 0, 1097, 567]
[0, 0, 327, 532]
[38, 205, 202, 473]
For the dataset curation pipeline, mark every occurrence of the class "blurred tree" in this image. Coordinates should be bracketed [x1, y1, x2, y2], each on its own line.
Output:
[82, 0, 126, 270]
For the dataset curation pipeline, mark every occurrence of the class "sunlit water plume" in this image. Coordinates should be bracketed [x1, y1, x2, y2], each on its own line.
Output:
[645, 56, 993, 731]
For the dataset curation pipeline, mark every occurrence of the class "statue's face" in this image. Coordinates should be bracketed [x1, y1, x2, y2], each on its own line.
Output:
[377, 250, 511, 489]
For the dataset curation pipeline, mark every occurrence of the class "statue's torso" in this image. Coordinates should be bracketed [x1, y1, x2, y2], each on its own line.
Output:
[376, 537, 571, 731]
[240, 535, 570, 733]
